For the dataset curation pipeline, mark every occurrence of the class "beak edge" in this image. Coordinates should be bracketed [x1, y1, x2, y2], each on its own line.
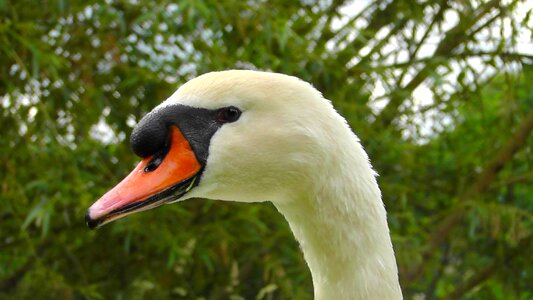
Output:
[86, 126, 202, 229]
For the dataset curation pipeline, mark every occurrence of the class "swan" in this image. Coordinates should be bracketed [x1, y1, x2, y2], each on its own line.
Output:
[86, 70, 403, 299]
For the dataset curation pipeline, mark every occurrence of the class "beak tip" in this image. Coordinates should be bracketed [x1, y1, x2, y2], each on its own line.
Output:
[85, 210, 100, 230]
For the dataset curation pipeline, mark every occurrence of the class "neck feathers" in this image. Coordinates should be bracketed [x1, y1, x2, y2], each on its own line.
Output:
[275, 123, 403, 300]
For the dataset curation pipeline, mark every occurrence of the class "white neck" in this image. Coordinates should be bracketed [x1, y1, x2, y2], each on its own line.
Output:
[274, 134, 403, 300]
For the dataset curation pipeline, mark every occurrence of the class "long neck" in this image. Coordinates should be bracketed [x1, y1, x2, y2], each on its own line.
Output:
[275, 137, 403, 300]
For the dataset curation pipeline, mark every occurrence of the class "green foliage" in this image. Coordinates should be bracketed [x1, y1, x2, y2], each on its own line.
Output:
[1, 0, 532, 299]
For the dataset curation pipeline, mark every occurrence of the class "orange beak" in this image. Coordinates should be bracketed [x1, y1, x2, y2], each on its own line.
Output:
[86, 126, 202, 229]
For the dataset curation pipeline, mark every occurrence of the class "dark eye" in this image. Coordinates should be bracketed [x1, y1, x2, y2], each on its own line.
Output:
[217, 106, 241, 123]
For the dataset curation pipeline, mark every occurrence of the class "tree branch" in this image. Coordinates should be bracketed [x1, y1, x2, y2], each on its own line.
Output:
[326, 1, 376, 49]
[346, 51, 533, 75]
[336, 1, 401, 65]
[491, 171, 533, 189]
[405, 108, 533, 282]
[319, 0, 347, 41]
[375, 0, 501, 128]
[347, 17, 409, 78]
[441, 234, 533, 300]
[395, 0, 449, 88]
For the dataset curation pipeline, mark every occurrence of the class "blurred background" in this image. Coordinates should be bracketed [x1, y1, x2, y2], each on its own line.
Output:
[1, 0, 532, 299]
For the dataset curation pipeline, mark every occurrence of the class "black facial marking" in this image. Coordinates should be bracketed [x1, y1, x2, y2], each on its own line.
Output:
[130, 104, 239, 165]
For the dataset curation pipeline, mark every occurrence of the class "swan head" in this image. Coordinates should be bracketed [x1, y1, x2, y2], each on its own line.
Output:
[86, 70, 357, 228]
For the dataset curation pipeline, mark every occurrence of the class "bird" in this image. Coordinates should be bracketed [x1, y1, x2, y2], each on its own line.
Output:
[86, 70, 403, 299]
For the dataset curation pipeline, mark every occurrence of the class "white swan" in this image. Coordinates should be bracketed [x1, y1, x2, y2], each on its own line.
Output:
[86, 70, 403, 299]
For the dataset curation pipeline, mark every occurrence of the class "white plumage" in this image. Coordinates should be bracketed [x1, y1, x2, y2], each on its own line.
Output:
[159, 70, 403, 299]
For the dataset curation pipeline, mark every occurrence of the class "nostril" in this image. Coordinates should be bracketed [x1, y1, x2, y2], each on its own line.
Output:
[142, 137, 171, 173]
[144, 156, 163, 172]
